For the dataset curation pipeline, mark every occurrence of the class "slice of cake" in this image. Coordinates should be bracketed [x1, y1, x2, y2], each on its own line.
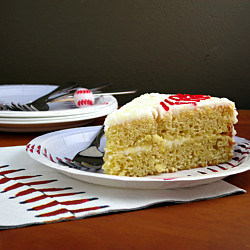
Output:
[103, 93, 238, 177]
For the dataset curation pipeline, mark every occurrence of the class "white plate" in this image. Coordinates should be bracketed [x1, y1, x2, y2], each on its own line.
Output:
[0, 102, 116, 124]
[26, 126, 250, 189]
[0, 84, 118, 132]
[0, 84, 58, 106]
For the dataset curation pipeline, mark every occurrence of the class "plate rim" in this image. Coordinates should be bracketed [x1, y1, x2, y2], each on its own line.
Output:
[26, 126, 250, 189]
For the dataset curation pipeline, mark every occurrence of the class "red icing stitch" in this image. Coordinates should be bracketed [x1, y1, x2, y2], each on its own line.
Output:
[160, 94, 210, 111]
[160, 101, 169, 111]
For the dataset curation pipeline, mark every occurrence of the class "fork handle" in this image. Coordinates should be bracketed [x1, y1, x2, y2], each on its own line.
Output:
[46, 82, 112, 102]
[95, 89, 137, 96]
[40, 82, 80, 101]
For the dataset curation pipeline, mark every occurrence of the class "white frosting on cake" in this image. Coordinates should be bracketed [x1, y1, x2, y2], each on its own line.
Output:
[104, 93, 237, 129]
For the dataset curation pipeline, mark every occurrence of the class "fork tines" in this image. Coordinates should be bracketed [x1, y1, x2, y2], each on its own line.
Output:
[58, 159, 103, 173]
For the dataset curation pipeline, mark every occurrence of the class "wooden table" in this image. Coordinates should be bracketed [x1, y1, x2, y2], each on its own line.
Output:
[0, 110, 250, 249]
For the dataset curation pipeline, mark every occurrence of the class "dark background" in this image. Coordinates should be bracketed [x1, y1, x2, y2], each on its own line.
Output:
[0, 1, 249, 108]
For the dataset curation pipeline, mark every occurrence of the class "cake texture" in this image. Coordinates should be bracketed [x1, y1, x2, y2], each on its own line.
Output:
[103, 93, 238, 177]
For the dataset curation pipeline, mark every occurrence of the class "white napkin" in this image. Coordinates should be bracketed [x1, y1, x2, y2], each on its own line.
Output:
[0, 146, 246, 229]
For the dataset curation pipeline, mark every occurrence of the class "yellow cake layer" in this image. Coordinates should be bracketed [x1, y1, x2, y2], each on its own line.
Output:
[157, 105, 235, 140]
[103, 134, 234, 177]
[104, 105, 235, 152]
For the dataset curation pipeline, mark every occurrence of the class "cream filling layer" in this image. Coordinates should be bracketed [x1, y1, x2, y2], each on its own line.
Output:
[108, 138, 188, 156]
[106, 134, 235, 156]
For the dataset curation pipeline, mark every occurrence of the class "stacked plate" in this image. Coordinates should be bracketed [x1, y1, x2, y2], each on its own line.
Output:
[0, 84, 118, 132]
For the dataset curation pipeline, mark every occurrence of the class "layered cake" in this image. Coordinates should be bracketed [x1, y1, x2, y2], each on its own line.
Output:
[103, 93, 238, 177]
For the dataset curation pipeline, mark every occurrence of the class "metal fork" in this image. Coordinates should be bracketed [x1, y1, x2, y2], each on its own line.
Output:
[58, 126, 105, 172]
[0, 81, 80, 111]
[51, 88, 137, 104]
[0, 82, 112, 111]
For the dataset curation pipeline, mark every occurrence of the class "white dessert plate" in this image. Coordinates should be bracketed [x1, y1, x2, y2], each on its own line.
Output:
[0, 84, 118, 132]
[26, 126, 250, 189]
